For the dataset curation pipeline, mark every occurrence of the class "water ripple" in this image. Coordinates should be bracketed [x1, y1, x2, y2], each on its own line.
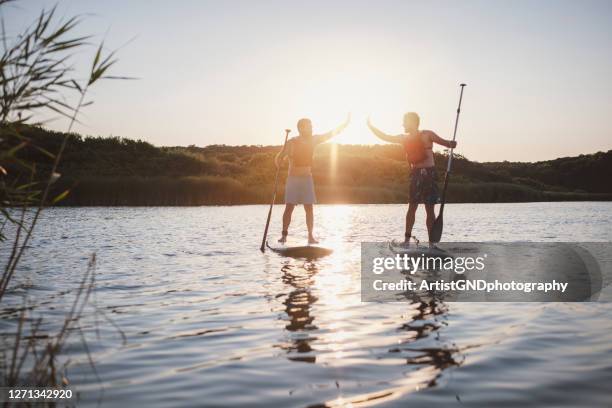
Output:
[0, 203, 611, 406]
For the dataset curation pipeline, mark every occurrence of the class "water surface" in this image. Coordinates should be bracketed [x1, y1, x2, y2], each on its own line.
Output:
[2, 202, 612, 407]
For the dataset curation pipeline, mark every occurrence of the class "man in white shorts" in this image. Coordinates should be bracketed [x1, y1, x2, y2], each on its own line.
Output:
[275, 115, 350, 244]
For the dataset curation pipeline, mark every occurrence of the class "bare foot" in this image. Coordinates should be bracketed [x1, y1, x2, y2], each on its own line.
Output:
[403, 235, 420, 247]
[278, 236, 287, 244]
[308, 236, 319, 245]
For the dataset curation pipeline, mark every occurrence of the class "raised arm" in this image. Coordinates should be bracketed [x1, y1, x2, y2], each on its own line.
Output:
[316, 113, 351, 143]
[428, 130, 457, 148]
[367, 118, 403, 144]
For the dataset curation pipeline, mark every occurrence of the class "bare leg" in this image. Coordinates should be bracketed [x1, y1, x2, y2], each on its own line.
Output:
[405, 202, 418, 243]
[279, 204, 295, 243]
[425, 204, 436, 244]
[304, 204, 318, 244]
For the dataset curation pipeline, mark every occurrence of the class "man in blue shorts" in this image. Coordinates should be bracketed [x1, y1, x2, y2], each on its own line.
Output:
[367, 112, 457, 245]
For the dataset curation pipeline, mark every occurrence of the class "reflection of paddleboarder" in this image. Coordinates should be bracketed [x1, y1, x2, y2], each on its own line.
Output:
[280, 263, 319, 363]
[275, 115, 350, 244]
[367, 113, 456, 245]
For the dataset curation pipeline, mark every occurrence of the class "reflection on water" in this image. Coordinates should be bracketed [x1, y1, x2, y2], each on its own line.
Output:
[395, 300, 461, 388]
[275, 252, 463, 405]
[279, 261, 319, 363]
[1, 203, 611, 407]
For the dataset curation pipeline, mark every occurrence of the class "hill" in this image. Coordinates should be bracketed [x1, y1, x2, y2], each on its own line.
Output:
[2, 125, 611, 205]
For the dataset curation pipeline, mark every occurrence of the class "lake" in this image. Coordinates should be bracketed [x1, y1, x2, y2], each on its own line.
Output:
[2, 202, 612, 407]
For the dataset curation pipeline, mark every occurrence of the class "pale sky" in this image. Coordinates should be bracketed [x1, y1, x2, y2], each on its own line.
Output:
[4, 0, 612, 161]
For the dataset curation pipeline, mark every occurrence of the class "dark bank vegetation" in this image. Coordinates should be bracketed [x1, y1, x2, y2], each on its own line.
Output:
[3, 125, 612, 206]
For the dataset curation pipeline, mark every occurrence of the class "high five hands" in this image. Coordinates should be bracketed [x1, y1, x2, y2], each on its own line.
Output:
[366, 115, 375, 130]
[326, 113, 351, 139]
[338, 113, 351, 132]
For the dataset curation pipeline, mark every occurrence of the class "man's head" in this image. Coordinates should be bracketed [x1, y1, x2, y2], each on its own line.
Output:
[403, 112, 420, 133]
[297, 118, 313, 136]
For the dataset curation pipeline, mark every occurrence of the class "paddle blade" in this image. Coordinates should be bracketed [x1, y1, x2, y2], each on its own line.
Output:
[430, 214, 444, 243]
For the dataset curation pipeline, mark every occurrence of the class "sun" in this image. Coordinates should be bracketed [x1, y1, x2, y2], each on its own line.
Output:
[294, 70, 415, 145]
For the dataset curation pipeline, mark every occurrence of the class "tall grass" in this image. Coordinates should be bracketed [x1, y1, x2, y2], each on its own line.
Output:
[1, 0, 127, 388]
[1, 254, 97, 387]
[58, 175, 266, 205]
[46, 176, 611, 207]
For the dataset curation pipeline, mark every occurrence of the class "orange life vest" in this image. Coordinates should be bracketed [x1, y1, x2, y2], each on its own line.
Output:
[403, 132, 427, 164]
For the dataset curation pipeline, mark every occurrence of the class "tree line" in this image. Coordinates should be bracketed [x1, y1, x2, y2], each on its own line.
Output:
[3, 124, 611, 206]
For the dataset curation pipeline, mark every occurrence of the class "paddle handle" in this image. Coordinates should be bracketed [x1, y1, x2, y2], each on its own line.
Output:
[260, 129, 291, 252]
[446, 83, 466, 173]
[439, 83, 466, 210]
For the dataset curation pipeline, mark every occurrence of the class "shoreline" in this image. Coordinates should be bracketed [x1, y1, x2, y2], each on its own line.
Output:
[49, 198, 612, 207]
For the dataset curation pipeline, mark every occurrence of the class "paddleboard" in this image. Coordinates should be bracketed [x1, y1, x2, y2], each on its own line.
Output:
[266, 240, 333, 258]
[388, 239, 452, 259]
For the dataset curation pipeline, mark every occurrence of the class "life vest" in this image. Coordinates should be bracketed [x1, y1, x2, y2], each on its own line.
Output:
[403, 132, 427, 164]
[291, 137, 315, 167]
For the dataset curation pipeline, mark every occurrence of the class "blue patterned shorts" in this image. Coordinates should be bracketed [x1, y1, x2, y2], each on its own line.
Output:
[409, 167, 439, 204]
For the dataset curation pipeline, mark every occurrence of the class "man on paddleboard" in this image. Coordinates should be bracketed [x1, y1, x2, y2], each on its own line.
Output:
[275, 115, 350, 244]
[367, 112, 456, 245]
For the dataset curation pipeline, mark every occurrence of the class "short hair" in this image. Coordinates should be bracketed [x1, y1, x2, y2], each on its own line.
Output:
[403, 112, 420, 128]
[297, 118, 311, 133]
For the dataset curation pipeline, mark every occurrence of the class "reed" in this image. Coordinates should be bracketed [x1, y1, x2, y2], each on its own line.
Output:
[1, 0, 127, 387]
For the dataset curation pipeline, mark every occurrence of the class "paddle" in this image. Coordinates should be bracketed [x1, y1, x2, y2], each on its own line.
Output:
[260, 129, 291, 252]
[430, 83, 466, 243]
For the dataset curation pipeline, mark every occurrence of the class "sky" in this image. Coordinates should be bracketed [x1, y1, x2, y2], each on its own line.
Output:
[3, 0, 612, 162]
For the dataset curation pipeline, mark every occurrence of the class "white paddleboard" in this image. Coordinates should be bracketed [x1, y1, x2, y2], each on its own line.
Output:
[266, 241, 333, 258]
[388, 239, 452, 258]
